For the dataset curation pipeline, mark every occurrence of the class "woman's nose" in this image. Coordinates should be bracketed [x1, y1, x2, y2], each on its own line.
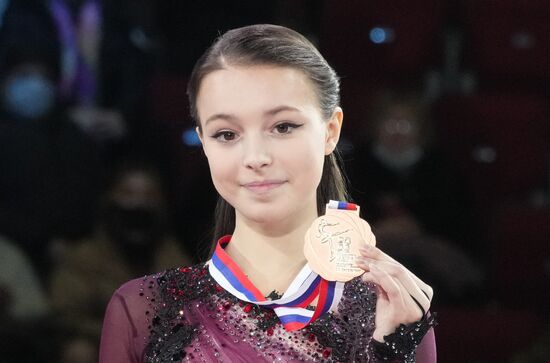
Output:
[242, 136, 272, 170]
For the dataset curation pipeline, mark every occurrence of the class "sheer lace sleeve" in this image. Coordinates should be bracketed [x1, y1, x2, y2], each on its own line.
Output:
[99, 275, 158, 363]
[310, 278, 437, 362]
[415, 325, 437, 362]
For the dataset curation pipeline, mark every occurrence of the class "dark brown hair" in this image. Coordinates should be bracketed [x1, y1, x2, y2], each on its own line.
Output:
[187, 24, 349, 253]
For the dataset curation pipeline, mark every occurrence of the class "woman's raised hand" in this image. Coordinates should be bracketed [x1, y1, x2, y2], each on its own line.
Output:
[356, 244, 433, 342]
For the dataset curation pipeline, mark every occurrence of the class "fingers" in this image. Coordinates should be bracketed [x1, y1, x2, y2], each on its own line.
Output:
[360, 263, 426, 322]
[359, 245, 433, 301]
[357, 247, 433, 319]
[358, 259, 430, 314]
[380, 260, 431, 313]
[368, 264, 406, 308]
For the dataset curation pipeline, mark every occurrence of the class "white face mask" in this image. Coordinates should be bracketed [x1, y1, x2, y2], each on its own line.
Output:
[2, 74, 56, 120]
[373, 142, 424, 173]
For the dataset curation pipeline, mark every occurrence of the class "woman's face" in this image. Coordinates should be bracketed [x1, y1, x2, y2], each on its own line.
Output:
[196, 65, 342, 229]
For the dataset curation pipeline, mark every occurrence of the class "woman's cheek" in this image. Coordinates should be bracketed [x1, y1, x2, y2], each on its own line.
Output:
[208, 152, 238, 193]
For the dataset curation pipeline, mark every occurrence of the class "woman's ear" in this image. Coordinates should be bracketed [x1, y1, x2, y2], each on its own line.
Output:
[325, 107, 343, 155]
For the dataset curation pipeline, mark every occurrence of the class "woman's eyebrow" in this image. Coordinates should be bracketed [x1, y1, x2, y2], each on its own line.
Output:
[205, 106, 301, 125]
[264, 105, 301, 116]
[204, 113, 238, 125]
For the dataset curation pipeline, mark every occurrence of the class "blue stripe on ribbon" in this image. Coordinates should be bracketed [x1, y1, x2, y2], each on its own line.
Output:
[211, 252, 258, 301]
[317, 280, 336, 317]
[283, 274, 321, 306]
[257, 274, 321, 309]
[209, 236, 344, 331]
[278, 313, 312, 325]
[338, 201, 348, 209]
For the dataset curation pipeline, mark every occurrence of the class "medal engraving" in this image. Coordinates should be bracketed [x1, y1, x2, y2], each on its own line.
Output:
[304, 202, 376, 282]
[315, 218, 351, 262]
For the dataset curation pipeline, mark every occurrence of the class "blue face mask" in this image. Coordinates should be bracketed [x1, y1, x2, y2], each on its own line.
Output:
[2, 74, 56, 120]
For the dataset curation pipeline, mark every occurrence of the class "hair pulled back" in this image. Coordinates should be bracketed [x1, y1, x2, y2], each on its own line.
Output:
[187, 24, 349, 252]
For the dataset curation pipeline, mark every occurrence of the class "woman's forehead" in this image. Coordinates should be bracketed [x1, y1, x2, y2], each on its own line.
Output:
[196, 65, 319, 121]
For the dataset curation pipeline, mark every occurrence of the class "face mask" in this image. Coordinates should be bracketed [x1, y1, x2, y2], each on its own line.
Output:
[373, 143, 424, 173]
[104, 204, 164, 247]
[2, 74, 56, 120]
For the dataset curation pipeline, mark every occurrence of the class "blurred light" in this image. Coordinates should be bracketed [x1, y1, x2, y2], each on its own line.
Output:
[369, 27, 395, 44]
[0, 0, 8, 27]
[182, 128, 201, 147]
[510, 31, 536, 49]
[384, 119, 413, 135]
[472, 146, 497, 163]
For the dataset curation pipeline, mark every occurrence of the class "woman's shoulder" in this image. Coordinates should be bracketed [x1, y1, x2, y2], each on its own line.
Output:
[114, 262, 211, 301]
[103, 263, 214, 341]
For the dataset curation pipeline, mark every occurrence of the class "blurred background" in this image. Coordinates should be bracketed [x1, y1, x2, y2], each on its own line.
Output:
[0, 0, 549, 362]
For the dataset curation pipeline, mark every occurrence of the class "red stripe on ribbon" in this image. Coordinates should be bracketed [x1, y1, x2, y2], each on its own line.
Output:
[215, 236, 266, 301]
[309, 279, 329, 322]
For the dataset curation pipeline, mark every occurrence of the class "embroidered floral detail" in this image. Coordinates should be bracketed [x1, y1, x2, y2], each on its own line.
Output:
[141, 263, 432, 362]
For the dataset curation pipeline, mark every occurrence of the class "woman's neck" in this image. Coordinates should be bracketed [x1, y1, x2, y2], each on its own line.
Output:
[225, 211, 317, 296]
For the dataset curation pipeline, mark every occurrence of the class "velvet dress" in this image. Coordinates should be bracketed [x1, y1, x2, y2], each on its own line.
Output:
[100, 261, 436, 362]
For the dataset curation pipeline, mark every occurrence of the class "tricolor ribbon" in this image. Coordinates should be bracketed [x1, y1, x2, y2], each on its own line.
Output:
[327, 200, 358, 211]
[208, 235, 345, 331]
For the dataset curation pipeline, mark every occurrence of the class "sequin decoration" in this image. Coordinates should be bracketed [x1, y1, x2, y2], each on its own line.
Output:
[137, 263, 427, 362]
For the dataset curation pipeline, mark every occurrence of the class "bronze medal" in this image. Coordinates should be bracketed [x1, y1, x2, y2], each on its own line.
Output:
[304, 202, 376, 282]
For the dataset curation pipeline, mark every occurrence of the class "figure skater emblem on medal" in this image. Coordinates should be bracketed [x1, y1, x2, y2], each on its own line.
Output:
[304, 201, 376, 282]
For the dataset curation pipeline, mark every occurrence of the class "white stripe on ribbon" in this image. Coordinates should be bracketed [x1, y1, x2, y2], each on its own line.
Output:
[207, 238, 347, 330]
[274, 306, 315, 318]
[208, 262, 251, 302]
[209, 258, 321, 307]
[328, 282, 345, 313]
[282, 264, 314, 297]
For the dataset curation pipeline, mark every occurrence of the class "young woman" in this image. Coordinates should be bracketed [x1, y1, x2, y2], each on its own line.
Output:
[99, 24, 437, 362]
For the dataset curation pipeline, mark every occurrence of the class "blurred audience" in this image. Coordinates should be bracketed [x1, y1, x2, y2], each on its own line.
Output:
[0, 235, 50, 320]
[0, 1, 546, 361]
[156, 0, 278, 73]
[347, 88, 484, 305]
[0, 0, 161, 151]
[512, 322, 550, 363]
[49, 157, 192, 362]
[52, 0, 160, 148]
[0, 235, 57, 362]
[0, 38, 102, 275]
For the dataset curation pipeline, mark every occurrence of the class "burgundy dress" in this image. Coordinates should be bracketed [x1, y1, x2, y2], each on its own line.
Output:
[100, 263, 436, 362]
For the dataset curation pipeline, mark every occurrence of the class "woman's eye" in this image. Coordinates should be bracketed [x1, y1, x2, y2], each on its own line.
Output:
[274, 122, 302, 134]
[212, 131, 237, 142]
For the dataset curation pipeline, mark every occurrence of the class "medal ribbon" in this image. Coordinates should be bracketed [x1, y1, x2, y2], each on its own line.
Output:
[327, 200, 358, 211]
[208, 235, 345, 331]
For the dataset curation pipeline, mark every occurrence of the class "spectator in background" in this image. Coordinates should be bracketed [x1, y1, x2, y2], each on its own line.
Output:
[0, 40, 102, 274]
[348, 88, 484, 305]
[0, 235, 50, 320]
[49, 158, 192, 362]
[0, 0, 161, 152]
[52, 0, 160, 149]
[0, 0, 162, 271]
[0, 235, 57, 362]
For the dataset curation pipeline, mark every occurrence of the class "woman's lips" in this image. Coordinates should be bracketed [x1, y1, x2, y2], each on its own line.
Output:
[243, 180, 286, 193]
